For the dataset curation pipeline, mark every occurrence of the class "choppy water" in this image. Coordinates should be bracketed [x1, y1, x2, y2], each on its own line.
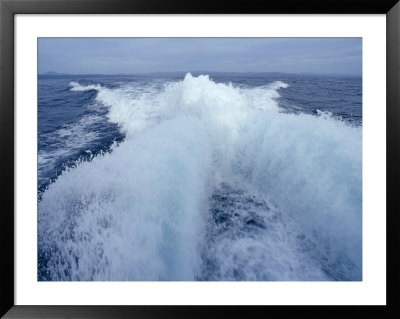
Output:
[38, 73, 362, 281]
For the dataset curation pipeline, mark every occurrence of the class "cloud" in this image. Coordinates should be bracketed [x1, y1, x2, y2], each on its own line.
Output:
[38, 38, 362, 75]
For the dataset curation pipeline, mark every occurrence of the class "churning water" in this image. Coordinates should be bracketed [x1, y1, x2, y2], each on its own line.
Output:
[38, 73, 362, 281]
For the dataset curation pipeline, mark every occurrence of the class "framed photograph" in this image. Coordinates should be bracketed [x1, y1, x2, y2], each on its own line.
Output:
[1, 0, 399, 318]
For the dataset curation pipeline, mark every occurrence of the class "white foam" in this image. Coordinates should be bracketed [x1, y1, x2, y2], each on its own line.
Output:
[69, 81, 102, 91]
[38, 114, 103, 186]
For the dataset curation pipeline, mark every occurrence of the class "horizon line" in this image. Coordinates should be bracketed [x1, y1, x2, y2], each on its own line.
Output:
[39, 71, 362, 77]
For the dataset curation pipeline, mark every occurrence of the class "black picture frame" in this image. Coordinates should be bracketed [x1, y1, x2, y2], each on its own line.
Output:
[1, 0, 399, 318]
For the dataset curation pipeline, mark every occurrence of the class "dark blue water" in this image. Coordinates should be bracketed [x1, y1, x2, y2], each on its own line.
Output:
[38, 77, 125, 194]
[38, 74, 362, 281]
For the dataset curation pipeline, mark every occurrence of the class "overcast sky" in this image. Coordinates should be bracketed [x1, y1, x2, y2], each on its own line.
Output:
[38, 38, 362, 76]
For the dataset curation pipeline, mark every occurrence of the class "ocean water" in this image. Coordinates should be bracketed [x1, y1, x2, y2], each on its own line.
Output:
[38, 73, 362, 281]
